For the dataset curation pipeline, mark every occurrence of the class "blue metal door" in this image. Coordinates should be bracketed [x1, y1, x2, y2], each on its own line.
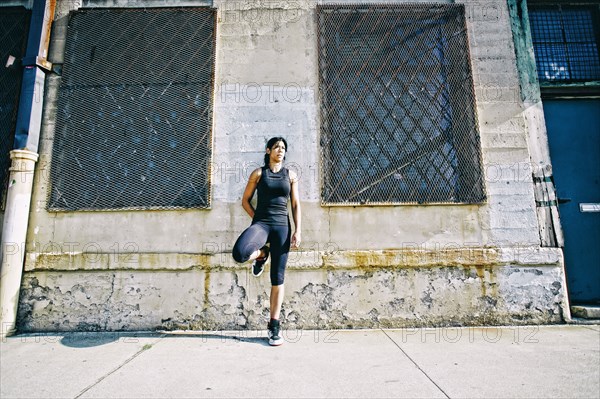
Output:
[543, 99, 600, 304]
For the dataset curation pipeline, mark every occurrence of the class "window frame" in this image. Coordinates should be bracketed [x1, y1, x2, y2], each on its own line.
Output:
[47, 7, 217, 212]
[316, 4, 486, 206]
[527, 0, 600, 98]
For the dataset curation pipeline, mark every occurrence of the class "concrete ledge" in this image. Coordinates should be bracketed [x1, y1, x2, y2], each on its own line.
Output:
[17, 260, 566, 332]
[24, 247, 563, 272]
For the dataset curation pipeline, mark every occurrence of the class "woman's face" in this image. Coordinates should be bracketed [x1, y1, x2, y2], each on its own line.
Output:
[267, 140, 286, 162]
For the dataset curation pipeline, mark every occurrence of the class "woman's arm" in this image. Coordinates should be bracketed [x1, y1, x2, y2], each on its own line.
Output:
[241, 168, 261, 219]
[289, 169, 302, 248]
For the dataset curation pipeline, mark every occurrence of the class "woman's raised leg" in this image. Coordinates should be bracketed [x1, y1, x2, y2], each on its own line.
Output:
[231, 223, 269, 263]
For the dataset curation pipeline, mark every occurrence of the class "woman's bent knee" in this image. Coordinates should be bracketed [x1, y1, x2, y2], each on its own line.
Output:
[232, 246, 249, 263]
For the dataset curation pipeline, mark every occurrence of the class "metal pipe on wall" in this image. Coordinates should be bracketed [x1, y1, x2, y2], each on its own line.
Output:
[0, 0, 55, 337]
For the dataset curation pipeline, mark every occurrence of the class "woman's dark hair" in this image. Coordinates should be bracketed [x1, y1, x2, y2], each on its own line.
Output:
[263, 137, 288, 166]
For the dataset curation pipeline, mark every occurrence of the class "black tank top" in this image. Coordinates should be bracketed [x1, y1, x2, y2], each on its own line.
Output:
[253, 166, 291, 225]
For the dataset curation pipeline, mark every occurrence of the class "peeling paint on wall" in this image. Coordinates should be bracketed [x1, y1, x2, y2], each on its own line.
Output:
[17, 261, 564, 332]
[507, 0, 541, 103]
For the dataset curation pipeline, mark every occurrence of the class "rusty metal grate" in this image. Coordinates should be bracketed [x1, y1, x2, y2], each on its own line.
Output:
[317, 4, 485, 205]
[0, 7, 31, 202]
[529, 4, 600, 82]
[48, 7, 216, 211]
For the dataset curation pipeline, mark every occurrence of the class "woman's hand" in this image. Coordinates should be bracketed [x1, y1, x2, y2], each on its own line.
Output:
[291, 231, 302, 248]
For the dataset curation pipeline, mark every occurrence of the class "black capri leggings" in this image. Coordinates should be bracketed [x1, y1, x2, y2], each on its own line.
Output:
[232, 221, 291, 286]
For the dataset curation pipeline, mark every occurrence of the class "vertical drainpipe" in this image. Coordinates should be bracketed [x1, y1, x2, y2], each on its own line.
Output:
[0, 0, 55, 338]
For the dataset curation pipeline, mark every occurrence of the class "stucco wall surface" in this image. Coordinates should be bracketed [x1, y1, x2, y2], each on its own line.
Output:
[18, 247, 565, 331]
[15, 0, 569, 331]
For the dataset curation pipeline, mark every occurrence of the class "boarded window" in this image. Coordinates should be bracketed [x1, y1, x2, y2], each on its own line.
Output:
[48, 8, 215, 211]
[317, 4, 485, 205]
[529, 4, 600, 82]
[0, 7, 31, 202]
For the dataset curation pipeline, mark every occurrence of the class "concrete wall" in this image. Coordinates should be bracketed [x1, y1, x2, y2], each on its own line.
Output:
[16, 0, 568, 332]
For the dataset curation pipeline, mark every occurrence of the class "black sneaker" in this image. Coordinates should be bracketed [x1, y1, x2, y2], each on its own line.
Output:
[267, 319, 283, 346]
[252, 246, 269, 277]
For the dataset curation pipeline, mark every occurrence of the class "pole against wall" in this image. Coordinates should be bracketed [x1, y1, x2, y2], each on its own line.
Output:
[0, 150, 38, 337]
[0, 0, 54, 337]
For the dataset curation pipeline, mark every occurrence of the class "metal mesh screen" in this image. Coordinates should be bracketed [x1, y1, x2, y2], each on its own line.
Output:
[529, 4, 600, 82]
[0, 7, 31, 202]
[48, 8, 215, 211]
[317, 4, 485, 205]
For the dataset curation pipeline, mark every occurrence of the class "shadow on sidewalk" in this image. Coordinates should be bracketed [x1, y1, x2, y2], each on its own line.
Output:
[159, 332, 272, 347]
[11, 330, 274, 349]
[48, 331, 272, 348]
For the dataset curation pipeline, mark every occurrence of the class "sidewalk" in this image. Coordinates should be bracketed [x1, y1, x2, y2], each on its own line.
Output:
[1, 325, 599, 398]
